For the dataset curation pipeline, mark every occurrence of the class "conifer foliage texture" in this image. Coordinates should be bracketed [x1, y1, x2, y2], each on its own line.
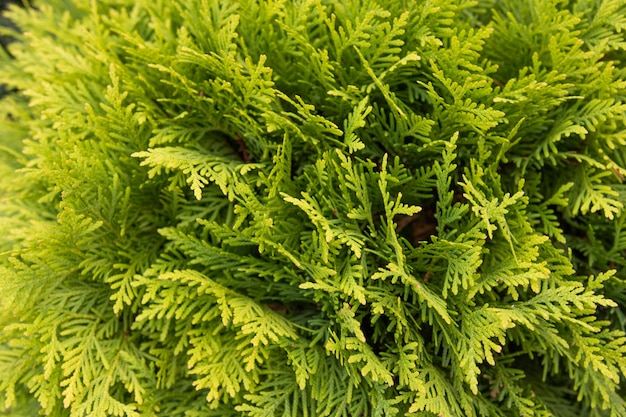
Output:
[2, 0, 626, 416]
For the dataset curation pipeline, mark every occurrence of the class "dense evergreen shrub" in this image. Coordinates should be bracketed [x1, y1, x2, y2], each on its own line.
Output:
[1, 0, 626, 416]
[0, 0, 17, 98]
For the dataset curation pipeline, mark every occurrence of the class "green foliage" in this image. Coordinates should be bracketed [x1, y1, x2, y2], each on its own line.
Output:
[1, 0, 626, 416]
